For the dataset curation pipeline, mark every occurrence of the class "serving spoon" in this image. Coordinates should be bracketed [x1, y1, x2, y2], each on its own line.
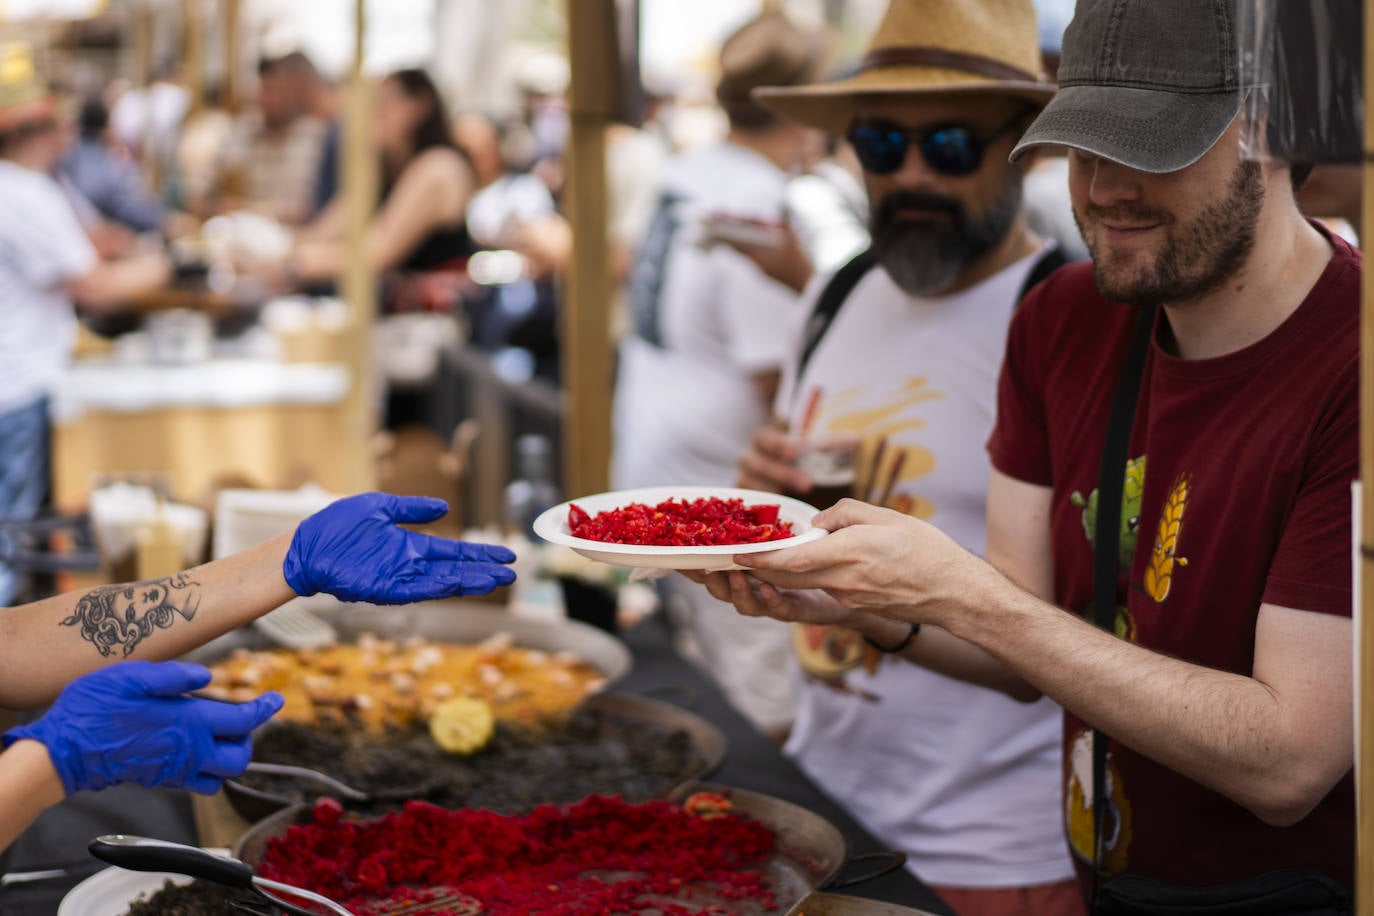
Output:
[88, 836, 357, 916]
[243, 762, 371, 801]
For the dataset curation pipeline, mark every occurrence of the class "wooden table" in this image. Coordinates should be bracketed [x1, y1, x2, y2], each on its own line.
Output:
[50, 358, 361, 509]
[123, 271, 271, 316]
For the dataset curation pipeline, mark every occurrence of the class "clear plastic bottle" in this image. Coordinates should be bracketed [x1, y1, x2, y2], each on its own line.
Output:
[503, 435, 564, 620]
[504, 435, 561, 540]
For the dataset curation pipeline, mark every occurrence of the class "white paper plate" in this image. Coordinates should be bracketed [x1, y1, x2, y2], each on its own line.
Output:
[58, 848, 231, 916]
[533, 486, 826, 571]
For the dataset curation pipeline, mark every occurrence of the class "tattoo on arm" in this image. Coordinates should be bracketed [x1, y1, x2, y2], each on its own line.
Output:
[59, 572, 202, 657]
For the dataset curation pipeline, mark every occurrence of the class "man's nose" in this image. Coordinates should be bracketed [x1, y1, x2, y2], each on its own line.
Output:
[887, 139, 942, 188]
[1084, 156, 1144, 208]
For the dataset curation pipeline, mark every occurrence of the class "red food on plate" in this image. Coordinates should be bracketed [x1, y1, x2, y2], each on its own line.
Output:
[568, 497, 794, 546]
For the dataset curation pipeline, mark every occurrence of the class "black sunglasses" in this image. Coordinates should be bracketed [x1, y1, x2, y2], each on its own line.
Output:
[846, 113, 1027, 177]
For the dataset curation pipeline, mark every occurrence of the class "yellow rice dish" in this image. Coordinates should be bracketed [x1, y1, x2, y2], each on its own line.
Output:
[203, 632, 607, 730]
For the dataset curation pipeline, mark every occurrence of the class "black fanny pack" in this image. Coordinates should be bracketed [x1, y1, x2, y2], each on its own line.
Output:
[1096, 868, 1349, 915]
[1087, 309, 1351, 915]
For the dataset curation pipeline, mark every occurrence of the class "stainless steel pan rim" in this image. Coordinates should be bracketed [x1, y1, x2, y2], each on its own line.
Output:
[234, 781, 847, 913]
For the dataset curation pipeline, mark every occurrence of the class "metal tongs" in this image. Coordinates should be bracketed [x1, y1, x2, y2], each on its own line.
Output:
[88, 835, 358, 916]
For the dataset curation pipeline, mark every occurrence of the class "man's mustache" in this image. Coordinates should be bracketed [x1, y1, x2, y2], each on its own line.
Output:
[1080, 202, 1174, 226]
[873, 191, 964, 229]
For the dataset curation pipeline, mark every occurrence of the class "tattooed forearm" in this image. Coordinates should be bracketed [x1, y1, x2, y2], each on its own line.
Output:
[59, 572, 202, 657]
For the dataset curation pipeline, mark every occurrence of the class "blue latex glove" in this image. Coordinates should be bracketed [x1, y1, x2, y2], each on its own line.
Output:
[283, 492, 517, 603]
[3, 661, 282, 796]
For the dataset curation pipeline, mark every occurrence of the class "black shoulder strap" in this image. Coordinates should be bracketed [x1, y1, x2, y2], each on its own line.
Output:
[794, 248, 877, 384]
[1018, 246, 1070, 303]
[792, 245, 1069, 403]
[1090, 303, 1157, 909]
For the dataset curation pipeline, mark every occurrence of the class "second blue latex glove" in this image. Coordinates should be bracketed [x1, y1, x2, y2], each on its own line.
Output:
[283, 492, 517, 604]
[3, 661, 282, 796]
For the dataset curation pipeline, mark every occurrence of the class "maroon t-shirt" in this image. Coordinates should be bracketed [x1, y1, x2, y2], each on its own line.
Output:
[987, 231, 1358, 889]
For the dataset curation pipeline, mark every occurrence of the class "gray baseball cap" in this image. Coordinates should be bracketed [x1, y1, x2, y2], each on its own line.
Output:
[1011, 0, 1249, 173]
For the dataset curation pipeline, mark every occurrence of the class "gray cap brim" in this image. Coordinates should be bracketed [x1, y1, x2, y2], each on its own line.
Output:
[1010, 84, 1243, 174]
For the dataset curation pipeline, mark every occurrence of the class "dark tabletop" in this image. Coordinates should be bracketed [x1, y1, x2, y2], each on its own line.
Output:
[0, 613, 954, 916]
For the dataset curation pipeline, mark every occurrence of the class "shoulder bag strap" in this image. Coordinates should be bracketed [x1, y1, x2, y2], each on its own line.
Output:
[1090, 303, 1157, 910]
[793, 248, 877, 387]
[792, 245, 1067, 408]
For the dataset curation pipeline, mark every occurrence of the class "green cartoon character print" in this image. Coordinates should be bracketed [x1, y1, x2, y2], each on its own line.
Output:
[1069, 455, 1145, 641]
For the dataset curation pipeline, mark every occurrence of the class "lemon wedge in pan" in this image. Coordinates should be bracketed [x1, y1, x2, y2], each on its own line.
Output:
[428, 696, 495, 755]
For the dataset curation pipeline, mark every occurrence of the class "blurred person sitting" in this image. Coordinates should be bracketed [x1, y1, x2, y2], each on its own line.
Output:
[0, 491, 515, 850]
[48, 103, 145, 261]
[611, 11, 828, 736]
[218, 52, 327, 226]
[58, 97, 165, 235]
[0, 48, 171, 605]
[291, 69, 477, 286]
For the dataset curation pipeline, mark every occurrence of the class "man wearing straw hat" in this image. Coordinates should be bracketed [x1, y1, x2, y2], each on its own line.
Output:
[705, 0, 1358, 905]
[700, 2, 1085, 911]
[0, 44, 170, 606]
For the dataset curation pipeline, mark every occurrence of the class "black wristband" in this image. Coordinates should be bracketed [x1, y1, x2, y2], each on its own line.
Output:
[863, 622, 921, 654]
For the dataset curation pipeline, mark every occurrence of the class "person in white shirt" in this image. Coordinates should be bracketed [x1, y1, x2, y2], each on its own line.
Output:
[0, 52, 170, 604]
[612, 11, 827, 735]
[697, 2, 1084, 912]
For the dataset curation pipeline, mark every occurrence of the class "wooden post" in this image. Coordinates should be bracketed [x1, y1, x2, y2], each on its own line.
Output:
[132, 3, 157, 187]
[182, 0, 205, 118]
[562, 0, 618, 498]
[222, 0, 241, 114]
[338, 0, 378, 493]
[1360, 0, 1374, 910]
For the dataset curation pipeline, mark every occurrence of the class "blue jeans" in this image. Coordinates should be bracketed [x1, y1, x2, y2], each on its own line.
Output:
[0, 397, 50, 605]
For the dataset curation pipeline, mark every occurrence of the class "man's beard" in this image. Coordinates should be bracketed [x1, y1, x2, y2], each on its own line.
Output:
[1076, 159, 1265, 306]
[868, 173, 1023, 298]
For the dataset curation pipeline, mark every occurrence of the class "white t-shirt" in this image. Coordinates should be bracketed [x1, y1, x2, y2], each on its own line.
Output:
[613, 141, 800, 489]
[778, 251, 1074, 889]
[0, 161, 96, 415]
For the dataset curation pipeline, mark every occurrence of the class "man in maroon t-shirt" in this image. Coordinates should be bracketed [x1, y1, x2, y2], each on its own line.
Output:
[696, 0, 1356, 900]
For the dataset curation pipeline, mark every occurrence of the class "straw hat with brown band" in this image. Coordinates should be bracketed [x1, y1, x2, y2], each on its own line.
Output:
[0, 43, 56, 136]
[754, 0, 1057, 135]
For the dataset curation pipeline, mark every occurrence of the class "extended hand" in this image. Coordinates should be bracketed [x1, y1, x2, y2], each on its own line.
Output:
[683, 569, 858, 628]
[3, 662, 282, 795]
[284, 493, 516, 603]
[736, 499, 982, 624]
